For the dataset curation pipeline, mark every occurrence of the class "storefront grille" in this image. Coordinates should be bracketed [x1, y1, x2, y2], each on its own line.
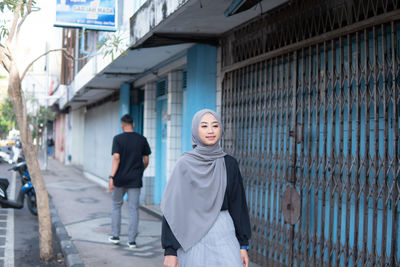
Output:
[222, 11, 400, 267]
[221, 0, 400, 68]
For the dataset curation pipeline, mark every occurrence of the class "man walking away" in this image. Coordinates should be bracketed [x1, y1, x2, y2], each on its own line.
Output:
[108, 114, 151, 248]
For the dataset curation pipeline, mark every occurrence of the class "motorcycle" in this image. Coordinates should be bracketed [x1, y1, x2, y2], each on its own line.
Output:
[0, 162, 37, 216]
[0, 151, 12, 164]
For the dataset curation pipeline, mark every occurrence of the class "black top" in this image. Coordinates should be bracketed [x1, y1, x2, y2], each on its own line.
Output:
[161, 155, 251, 256]
[111, 132, 151, 188]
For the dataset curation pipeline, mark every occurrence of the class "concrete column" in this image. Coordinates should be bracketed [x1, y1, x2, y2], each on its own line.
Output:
[142, 82, 156, 204]
[181, 44, 217, 152]
[166, 71, 183, 182]
[216, 46, 222, 115]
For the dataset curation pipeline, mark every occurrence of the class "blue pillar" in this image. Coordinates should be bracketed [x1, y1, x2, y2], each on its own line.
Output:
[119, 83, 130, 132]
[181, 44, 217, 152]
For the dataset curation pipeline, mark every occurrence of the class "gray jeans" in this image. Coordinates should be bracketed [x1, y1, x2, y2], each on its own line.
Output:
[111, 187, 140, 242]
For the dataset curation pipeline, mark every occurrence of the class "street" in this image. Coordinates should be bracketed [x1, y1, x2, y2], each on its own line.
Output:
[0, 161, 12, 267]
[0, 162, 65, 267]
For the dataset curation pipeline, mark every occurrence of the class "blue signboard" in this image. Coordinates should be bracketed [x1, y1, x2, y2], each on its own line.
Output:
[55, 0, 117, 31]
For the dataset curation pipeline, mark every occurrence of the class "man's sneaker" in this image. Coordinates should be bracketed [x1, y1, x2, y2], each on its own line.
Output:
[108, 236, 120, 244]
[127, 241, 137, 248]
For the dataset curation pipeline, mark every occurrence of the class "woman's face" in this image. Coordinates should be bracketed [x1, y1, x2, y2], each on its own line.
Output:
[198, 113, 221, 146]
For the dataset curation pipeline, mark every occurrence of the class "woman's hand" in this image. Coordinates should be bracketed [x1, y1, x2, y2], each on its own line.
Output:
[240, 249, 249, 267]
[164, 255, 179, 267]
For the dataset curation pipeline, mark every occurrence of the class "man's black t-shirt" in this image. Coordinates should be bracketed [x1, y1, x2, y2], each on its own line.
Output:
[111, 132, 151, 188]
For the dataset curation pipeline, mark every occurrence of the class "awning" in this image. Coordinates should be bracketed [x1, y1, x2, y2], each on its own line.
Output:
[66, 0, 287, 110]
[130, 0, 287, 49]
[67, 43, 193, 110]
[134, 33, 218, 49]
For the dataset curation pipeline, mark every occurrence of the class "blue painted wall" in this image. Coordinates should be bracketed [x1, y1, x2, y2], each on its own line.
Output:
[131, 104, 144, 135]
[130, 88, 144, 135]
[119, 83, 130, 132]
[181, 44, 217, 152]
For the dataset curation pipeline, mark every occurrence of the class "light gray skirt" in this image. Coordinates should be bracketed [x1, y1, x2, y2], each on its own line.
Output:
[177, 210, 242, 267]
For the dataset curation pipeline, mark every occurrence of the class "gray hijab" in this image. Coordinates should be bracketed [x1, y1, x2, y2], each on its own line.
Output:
[160, 109, 227, 251]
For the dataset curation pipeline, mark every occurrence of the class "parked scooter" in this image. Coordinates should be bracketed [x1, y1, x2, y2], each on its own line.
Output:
[11, 161, 28, 178]
[0, 151, 12, 164]
[0, 162, 37, 216]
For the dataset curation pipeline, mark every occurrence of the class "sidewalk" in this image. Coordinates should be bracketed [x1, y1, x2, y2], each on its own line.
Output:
[43, 158, 164, 267]
[43, 158, 261, 267]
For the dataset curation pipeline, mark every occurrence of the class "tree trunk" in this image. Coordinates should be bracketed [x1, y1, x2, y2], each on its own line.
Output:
[7, 59, 53, 261]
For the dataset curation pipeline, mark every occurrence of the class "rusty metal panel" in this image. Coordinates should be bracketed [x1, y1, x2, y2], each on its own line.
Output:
[221, 3, 400, 265]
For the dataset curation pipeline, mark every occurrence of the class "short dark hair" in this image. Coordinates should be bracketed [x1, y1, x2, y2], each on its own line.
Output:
[121, 114, 133, 124]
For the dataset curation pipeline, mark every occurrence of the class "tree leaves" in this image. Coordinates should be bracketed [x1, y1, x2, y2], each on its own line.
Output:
[0, 0, 37, 41]
[0, 0, 19, 13]
[0, 23, 9, 40]
[28, 105, 56, 128]
[97, 31, 128, 60]
[0, 97, 16, 123]
[0, 97, 16, 138]
[0, 0, 37, 13]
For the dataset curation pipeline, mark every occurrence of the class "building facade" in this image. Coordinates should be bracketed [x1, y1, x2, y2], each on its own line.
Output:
[53, 0, 400, 266]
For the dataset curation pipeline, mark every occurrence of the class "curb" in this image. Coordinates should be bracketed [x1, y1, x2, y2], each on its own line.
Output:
[139, 205, 163, 220]
[49, 200, 85, 267]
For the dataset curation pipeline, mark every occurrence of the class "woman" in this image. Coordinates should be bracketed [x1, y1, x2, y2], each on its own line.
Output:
[161, 109, 251, 267]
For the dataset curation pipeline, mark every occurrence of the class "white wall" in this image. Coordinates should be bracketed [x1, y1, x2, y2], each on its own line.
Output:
[83, 100, 120, 180]
[166, 71, 182, 181]
[142, 82, 156, 204]
[130, 0, 190, 44]
[67, 108, 86, 167]
[132, 0, 148, 15]
[135, 57, 186, 204]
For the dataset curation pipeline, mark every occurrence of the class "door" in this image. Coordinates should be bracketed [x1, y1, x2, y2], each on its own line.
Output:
[155, 96, 168, 204]
[131, 103, 144, 135]
[131, 88, 144, 135]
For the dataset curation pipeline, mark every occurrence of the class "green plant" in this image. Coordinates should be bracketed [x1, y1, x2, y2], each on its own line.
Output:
[97, 31, 128, 60]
